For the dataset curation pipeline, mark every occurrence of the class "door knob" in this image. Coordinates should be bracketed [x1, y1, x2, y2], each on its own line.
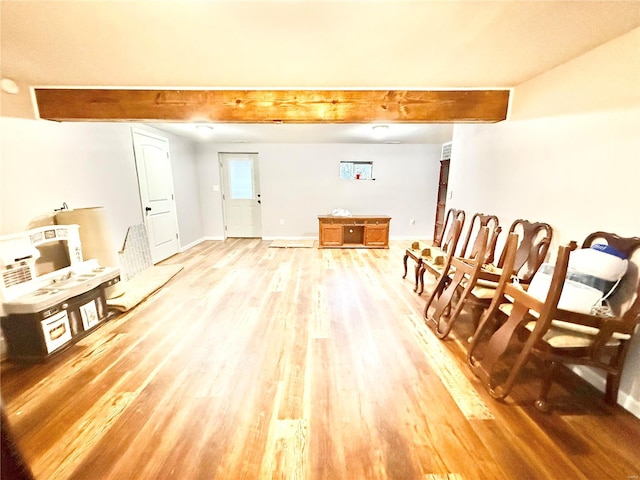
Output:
[145, 207, 152, 212]
[257, 200, 261, 204]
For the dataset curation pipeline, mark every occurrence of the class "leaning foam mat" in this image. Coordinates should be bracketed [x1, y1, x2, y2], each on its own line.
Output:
[118, 224, 154, 282]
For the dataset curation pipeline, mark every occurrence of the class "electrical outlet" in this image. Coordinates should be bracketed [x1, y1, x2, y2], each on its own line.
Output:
[279, 219, 285, 225]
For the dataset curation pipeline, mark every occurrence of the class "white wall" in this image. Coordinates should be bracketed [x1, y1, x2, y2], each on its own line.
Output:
[0, 119, 203, 249]
[1, 119, 141, 240]
[447, 28, 640, 416]
[0, 117, 441, 248]
[196, 143, 441, 240]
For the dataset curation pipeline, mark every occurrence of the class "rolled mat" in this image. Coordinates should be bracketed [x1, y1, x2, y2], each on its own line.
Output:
[106, 264, 183, 312]
[55, 207, 124, 298]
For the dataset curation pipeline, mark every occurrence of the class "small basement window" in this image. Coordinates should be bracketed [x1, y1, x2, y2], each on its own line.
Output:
[339, 161, 373, 180]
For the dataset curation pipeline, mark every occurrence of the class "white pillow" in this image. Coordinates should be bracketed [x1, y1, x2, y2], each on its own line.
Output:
[568, 248, 628, 282]
[528, 264, 604, 314]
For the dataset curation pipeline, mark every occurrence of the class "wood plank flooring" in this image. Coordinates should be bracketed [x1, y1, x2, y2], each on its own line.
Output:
[2, 239, 640, 480]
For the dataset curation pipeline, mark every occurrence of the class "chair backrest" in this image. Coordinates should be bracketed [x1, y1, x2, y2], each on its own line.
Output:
[581, 232, 640, 326]
[468, 232, 520, 361]
[460, 213, 501, 264]
[496, 219, 553, 283]
[435, 208, 465, 248]
[440, 216, 464, 257]
[462, 225, 490, 265]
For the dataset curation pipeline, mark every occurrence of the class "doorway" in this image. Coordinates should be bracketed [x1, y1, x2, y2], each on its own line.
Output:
[433, 142, 452, 242]
[131, 128, 180, 263]
[219, 153, 263, 238]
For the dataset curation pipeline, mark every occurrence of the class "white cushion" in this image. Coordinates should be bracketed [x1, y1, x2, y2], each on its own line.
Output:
[569, 247, 628, 282]
[528, 268, 603, 314]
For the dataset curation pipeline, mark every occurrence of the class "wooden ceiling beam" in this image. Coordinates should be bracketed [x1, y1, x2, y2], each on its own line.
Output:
[34, 89, 510, 123]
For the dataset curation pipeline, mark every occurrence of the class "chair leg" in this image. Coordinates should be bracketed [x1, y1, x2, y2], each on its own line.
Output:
[402, 253, 409, 279]
[416, 263, 425, 295]
[413, 260, 422, 293]
[603, 342, 630, 405]
[604, 372, 621, 405]
[534, 360, 557, 412]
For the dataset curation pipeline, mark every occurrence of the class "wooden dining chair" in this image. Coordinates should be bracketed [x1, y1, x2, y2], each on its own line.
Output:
[463, 219, 553, 322]
[532, 232, 640, 410]
[423, 226, 489, 339]
[404, 208, 465, 294]
[469, 231, 640, 411]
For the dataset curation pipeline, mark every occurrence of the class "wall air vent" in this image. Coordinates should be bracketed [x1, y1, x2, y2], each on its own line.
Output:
[441, 142, 452, 161]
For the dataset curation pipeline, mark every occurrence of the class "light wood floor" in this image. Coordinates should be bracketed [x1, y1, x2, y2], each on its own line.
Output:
[2, 239, 640, 480]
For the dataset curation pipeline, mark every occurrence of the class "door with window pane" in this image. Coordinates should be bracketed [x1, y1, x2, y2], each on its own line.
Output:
[220, 153, 262, 237]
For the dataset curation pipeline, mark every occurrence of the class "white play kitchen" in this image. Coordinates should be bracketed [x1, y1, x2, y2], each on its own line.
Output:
[0, 224, 120, 361]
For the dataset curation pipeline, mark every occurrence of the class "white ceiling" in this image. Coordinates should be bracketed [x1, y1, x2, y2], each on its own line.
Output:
[2, 0, 639, 143]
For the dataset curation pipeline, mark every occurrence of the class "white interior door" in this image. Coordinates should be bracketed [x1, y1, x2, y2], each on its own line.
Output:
[132, 128, 180, 263]
[220, 153, 262, 238]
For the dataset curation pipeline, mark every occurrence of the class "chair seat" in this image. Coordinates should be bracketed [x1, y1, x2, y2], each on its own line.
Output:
[497, 304, 630, 348]
[465, 270, 501, 299]
[471, 285, 498, 299]
[422, 256, 446, 274]
[524, 321, 627, 348]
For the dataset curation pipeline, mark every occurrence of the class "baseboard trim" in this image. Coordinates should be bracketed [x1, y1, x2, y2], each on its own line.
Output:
[390, 236, 436, 242]
[179, 237, 206, 252]
[180, 237, 224, 252]
[570, 366, 640, 419]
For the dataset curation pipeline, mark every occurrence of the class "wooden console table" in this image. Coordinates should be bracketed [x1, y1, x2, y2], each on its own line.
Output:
[318, 215, 391, 248]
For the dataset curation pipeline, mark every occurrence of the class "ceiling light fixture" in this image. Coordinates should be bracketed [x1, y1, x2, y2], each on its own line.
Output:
[195, 124, 214, 137]
[372, 125, 389, 137]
